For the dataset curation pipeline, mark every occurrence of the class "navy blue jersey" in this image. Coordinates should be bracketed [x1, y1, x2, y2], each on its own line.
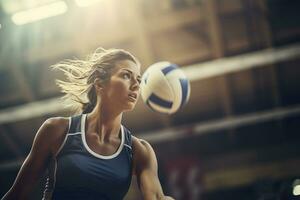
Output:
[43, 114, 133, 200]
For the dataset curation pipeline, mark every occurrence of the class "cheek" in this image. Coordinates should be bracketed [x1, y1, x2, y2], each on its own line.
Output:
[108, 80, 128, 97]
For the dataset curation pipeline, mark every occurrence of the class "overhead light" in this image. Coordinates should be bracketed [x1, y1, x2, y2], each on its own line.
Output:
[11, 1, 68, 25]
[75, 0, 102, 7]
[293, 179, 300, 196]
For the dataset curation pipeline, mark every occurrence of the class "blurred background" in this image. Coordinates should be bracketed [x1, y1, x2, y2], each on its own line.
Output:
[0, 0, 300, 199]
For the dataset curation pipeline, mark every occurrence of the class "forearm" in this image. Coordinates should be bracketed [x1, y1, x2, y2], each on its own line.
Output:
[2, 188, 24, 200]
[134, 139, 175, 200]
[2, 157, 42, 200]
[1, 190, 16, 200]
[141, 184, 174, 200]
[142, 193, 175, 200]
[142, 193, 164, 200]
[2, 180, 33, 200]
[162, 196, 175, 200]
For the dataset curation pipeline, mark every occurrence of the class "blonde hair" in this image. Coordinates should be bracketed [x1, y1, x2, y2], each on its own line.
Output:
[51, 48, 139, 114]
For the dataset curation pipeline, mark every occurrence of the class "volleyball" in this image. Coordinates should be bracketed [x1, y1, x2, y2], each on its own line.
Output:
[140, 61, 191, 114]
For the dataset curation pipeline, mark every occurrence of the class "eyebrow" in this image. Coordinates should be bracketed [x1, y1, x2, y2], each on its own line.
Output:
[122, 69, 141, 79]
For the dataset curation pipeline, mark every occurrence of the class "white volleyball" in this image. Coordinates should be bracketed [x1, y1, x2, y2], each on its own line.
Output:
[140, 61, 191, 114]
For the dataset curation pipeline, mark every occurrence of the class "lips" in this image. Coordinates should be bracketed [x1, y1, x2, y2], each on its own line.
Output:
[128, 93, 137, 101]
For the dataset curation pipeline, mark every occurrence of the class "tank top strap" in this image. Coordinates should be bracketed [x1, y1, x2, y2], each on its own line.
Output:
[122, 125, 133, 153]
[68, 114, 83, 134]
[55, 114, 85, 158]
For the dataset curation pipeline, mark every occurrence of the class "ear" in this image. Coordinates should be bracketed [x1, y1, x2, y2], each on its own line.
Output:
[94, 78, 103, 92]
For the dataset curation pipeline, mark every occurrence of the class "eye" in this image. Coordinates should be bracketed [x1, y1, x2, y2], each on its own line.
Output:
[123, 73, 131, 79]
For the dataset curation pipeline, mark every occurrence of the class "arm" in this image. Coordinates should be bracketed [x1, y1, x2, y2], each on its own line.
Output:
[1, 117, 69, 200]
[132, 137, 174, 200]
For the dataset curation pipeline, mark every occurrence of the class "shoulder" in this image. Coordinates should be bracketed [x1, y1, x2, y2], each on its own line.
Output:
[40, 117, 70, 140]
[34, 117, 70, 156]
[132, 136, 157, 171]
[132, 136, 154, 155]
[42, 117, 69, 132]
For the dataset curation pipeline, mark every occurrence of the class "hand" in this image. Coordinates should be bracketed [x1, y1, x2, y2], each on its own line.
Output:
[164, 196, 175, 200]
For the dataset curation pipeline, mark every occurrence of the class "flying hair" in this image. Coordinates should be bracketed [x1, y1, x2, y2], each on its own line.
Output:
[51, 47, 139, 114]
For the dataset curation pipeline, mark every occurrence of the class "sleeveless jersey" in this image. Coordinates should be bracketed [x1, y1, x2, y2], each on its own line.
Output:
[42, 114, 133, 200]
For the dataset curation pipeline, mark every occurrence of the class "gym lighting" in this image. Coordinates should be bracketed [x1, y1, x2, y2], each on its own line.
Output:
[75, 0, 102, 7]
[11, 1, 68, 25]
[293, 179, 300, 196]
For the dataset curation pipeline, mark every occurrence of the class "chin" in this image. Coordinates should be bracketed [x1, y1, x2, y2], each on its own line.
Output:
[123, 103, 136, 112]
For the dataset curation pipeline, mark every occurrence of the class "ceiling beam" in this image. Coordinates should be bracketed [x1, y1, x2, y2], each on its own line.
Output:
[141, 104, 300, 143]
[0, 44, 299, 125]
[183, 43, 300, 81]
[146, 6, 203, 33]
[0, 97, 68, 124]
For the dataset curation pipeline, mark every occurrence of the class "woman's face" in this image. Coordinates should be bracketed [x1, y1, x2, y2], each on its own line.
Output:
[100, 59, 141, 112]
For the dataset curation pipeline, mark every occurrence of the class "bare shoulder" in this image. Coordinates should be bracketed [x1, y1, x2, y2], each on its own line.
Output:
[43, 117, 69, 133]
[33, 116, 70, 156]
[132, 136, 154, 155]
[132, 136, 157, 171]
[40, 117, 70, 140]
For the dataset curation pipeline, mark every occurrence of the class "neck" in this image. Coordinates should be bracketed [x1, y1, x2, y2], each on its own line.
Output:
[86, 102, 123, 142]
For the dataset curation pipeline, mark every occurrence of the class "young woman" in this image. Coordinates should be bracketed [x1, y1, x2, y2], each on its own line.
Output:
[2, 48, 174, 200]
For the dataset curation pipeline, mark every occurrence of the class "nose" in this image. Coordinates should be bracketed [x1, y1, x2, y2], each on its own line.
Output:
[130, 77, 140, 91]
